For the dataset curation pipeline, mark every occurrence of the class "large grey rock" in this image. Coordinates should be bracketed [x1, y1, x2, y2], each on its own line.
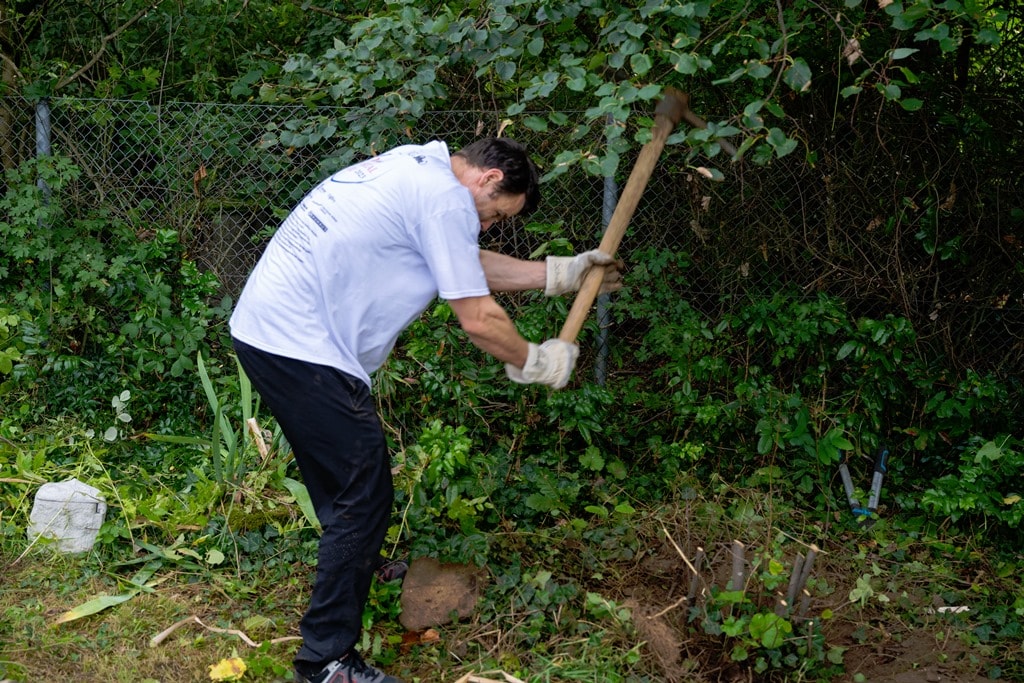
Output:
[27, 478, 107, 553]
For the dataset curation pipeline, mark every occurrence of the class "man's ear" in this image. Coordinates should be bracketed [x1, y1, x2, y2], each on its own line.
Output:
[480, 168, 504, 189]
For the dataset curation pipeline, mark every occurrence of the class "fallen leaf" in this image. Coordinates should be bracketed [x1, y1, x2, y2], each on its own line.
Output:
[52, 592, 138, 625]
[209, 657, 247, 681]
[400, 628, 442, 652]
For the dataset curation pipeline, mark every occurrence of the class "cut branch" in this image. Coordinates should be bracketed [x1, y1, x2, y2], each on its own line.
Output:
[149, 615, 302, 648]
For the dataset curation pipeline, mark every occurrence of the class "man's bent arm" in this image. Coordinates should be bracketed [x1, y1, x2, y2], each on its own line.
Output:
[479, 250, 546, 292]
[447, 294, 530, 367]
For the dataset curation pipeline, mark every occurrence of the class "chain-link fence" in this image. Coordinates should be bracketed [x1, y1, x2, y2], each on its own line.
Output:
[3, 95, 1022, 382]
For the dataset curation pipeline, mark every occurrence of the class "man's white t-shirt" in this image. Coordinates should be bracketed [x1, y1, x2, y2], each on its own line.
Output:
[229, 141, 489, 387]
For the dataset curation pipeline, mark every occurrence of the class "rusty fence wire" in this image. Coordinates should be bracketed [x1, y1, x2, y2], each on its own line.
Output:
[2, 96, 1022, 384]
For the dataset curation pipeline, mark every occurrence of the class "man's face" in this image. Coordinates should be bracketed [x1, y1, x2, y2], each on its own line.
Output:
[475, 189, 527, 231]
[471, 168, 526, 231]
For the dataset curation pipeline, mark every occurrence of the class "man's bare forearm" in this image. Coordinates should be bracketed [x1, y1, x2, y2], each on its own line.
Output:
[448, 294, 530, 366]
[479, 250, 546, 292]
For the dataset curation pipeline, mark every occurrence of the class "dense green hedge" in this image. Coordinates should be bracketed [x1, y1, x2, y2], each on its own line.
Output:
[1, 153, 1020, 550]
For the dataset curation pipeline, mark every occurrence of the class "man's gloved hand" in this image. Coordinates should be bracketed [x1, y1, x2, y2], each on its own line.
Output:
[545, 249, 623, 296]
[505, 339, 580, 389]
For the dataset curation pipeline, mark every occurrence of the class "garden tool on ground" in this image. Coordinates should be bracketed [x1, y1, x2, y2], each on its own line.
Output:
[839, 444, 889, 526]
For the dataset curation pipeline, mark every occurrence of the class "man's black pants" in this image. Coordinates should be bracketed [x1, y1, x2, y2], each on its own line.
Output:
[233, 339, 393, 671]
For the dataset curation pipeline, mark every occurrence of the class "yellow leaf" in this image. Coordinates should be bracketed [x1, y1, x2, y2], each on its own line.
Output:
[1003, 494, 1021, 505]
[209, 657, 247, 681]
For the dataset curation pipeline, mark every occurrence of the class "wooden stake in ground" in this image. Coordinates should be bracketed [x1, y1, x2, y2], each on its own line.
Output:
[780, 552, 806, 617]
[729, 540, 746, 591]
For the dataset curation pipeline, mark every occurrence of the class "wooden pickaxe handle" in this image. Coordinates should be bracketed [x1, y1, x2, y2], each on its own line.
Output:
[558, 87, 688, 343]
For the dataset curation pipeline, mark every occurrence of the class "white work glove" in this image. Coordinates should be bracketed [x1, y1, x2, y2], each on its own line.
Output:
[544, 249, 622, 296]
[505, 339, 580, 389]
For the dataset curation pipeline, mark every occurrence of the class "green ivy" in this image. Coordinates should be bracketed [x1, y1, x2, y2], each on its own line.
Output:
[0, 155, 227, 435]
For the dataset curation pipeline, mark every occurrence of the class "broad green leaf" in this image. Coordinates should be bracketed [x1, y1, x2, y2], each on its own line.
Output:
[614, 502, 636, 516]
[766, 128, 798, 157]
[975, 440, 1004, 463]
[282, 477, 322, 532]
[525, 493, 556, 512]
[747, 62, 772, 79]
[630, 53, 653, 76]
[783, 59, 812, 93]
[831, 432, 855, 451]
[624, 21, 647, 38]
[523, 116, 548, 132]
[899, 66, 921, 84]
[144, 433, 209, 446]
[837, 341, 859, 360]
[638, 84, 661, 99]
[722, 615, 747, 637]
[428, 15, 449, 33]
[495, 61, 516, 80]
[900, 98, 924, 111]
[579, 446, 605, 471]
[599, 151, 620, 177]
[749, 612, 792, 649]
[879, 83, 902, 100]
[849, 574, 875, 604]
[977, 28, 1000, 45]
[672, 53, 699, 75]
[52, 592, 138, 625]
[891, 47, 919, 60]
[718, 590, 747, 604]
[606, 460, 628, 480]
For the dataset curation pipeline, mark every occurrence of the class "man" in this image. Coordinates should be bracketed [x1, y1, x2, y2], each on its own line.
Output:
[229, 137, 619, 683]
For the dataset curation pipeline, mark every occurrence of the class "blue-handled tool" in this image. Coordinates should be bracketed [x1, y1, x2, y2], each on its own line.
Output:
[839, 445, 889, 524]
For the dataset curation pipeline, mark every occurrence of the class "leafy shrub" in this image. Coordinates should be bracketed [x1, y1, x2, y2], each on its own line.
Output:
[921, 435, 1023, 535]
[607, 247, 1019, 531]
[0, 154, 229, 436]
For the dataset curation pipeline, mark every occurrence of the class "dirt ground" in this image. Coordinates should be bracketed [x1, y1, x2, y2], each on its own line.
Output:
[602, 537, 1002, 683]
[3, 538, 1007, 683]
[398, 545, 1001, 682]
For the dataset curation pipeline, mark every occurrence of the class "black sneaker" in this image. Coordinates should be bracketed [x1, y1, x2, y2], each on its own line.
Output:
[295, 651, 404, 683]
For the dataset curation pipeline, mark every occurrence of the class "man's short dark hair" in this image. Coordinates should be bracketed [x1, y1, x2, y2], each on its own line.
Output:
[454, 137, 541, 216]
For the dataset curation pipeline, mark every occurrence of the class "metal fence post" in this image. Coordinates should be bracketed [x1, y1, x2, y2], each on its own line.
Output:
[35, 98, 52, 328]
[595, 116, 619, 386]
[35, 97, 52, 167]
